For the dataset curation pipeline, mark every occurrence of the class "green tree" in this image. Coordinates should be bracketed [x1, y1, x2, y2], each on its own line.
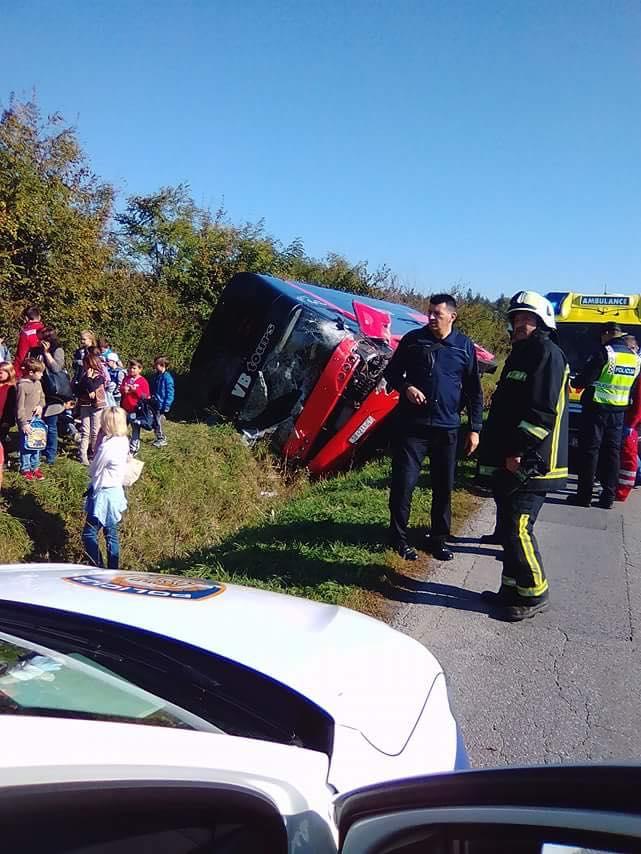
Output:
[0, 98, 114, 344]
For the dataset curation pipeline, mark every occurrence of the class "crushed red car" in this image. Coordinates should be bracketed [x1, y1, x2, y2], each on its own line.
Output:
[190, 273, 497, 474]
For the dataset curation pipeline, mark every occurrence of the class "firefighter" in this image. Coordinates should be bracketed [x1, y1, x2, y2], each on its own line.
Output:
[385, 294, 483, 562]
[478, 291, 569, 621]
[567, 322, 641, 508]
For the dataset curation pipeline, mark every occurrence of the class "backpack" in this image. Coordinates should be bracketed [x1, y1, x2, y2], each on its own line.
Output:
[24, 417, 48, 451]
[134, 398, 155, 431]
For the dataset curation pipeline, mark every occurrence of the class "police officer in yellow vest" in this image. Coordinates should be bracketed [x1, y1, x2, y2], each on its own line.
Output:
[568, 321, 641, 509]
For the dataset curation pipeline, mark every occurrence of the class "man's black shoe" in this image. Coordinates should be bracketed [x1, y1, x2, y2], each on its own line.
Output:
[395, 544, 418, 561]
[565, 494, 591, 507]
[425, 537, 454, 561]
[480, 533, 502, 545]
[499, 591, 550, 622]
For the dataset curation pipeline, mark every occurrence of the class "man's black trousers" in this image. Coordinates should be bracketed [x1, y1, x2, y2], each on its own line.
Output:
[493, 489, 549, 597]
[577, 407, 624, 505]
[389, 427, 458, 546]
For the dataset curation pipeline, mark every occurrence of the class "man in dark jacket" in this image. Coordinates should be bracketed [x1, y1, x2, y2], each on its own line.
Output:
[567, 322, 640, 509]
[385, 294, 483, 562]
[478, 291, 569, 621]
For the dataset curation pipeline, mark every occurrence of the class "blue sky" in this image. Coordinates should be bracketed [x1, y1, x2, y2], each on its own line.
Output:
[2, 0, 640, 298]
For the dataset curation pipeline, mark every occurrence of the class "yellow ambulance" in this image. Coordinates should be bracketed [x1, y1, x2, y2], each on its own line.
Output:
[545, 292, 641, 448]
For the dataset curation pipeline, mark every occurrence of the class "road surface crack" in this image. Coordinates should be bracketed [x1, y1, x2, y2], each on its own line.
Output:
[621, 517, 635, 641]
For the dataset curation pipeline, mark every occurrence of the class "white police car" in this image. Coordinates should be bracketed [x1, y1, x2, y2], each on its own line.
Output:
[0, 564, 467, 794]
[0, 716, 640, 853]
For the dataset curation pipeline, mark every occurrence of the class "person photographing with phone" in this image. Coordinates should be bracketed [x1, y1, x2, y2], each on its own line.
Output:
[385, 294, 483, 562]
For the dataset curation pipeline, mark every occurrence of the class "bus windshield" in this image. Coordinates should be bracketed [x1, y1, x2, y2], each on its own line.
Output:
[237, 308, 351, 434]
[557, 323, 641, 375]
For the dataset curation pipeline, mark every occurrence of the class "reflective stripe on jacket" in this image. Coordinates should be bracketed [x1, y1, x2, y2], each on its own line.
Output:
[478, 331, 569, 492]
[592, 346, 640, 407]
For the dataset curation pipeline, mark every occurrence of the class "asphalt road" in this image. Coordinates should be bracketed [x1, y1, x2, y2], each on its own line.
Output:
[389, 479, 641, 768]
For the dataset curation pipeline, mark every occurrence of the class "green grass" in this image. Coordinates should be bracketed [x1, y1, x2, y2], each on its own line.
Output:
[0, 422, 479, 616]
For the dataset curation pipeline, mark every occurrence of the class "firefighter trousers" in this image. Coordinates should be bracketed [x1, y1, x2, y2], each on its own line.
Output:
[577, 408, 624, 505]
[389, 428, 458, 546]
[493, 490, 549, 598]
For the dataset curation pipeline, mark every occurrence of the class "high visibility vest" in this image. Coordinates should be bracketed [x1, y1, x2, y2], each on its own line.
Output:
[592, 346, 640, 407]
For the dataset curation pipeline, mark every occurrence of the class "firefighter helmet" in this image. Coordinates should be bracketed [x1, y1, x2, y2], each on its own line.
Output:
[507, 291, 557, 331]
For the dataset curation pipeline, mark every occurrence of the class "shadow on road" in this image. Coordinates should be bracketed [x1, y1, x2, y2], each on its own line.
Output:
[385, 574, 490, 615]
[545, 496, 579, 506]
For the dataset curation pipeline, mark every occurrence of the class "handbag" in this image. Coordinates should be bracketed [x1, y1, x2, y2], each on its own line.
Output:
[24, 417, 48, 451]
[42, 367, 74, 402]
[122, 455, 144, 487]
[93, 382, 107, 409]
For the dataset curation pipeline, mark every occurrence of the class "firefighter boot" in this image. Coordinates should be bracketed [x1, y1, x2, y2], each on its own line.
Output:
[480, 586, 520, 607]
[499, 591, 550, 622]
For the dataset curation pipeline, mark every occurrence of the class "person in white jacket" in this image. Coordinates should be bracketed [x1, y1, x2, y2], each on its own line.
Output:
[82, 406, 130, 569]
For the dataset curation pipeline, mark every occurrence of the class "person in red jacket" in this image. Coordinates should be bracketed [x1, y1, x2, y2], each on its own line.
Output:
[14, 307, 45, 376]
[120, 358, 150, 455]
[616, 335, 641, 501]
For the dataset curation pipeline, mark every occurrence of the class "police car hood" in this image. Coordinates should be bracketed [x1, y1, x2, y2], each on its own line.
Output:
[0, 565, 441, 756]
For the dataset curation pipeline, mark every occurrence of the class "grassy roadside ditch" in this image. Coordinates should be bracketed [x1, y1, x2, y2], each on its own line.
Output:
[0, 421, 481, 617]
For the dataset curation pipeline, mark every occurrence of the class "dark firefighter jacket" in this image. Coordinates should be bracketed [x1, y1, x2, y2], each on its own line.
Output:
[478, 330, 569, 492]
[384, 327, 483, 433]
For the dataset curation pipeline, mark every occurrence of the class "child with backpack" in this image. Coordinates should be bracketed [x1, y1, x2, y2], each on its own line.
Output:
[16, 358, 46, 481]
[120, 359, 150, 455]
[150, 356, 175, 448]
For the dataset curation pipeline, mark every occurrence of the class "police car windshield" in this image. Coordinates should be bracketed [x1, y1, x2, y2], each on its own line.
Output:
[0, 630, 219, 733]
[557, 323, 641, 375]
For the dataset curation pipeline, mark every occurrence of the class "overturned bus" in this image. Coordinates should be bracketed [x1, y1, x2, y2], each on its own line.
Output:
[190, 273, 497, 475]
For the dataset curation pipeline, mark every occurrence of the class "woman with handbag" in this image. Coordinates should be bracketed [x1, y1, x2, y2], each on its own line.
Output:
[29, 327, 71, 464]
[82, 406, 130, 569]
[76, 351, 107, 465]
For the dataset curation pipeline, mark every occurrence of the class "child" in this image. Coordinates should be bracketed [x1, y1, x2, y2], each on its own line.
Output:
[14, 307, 44, 376]
[0, 333, 11, 363]
[16, 358, 46, 481]
[59, 398, 82, 445]
[120, 359, 150, 455]
[76, 351, 107, 466]
[97, 336, 114, 363]
[0, 361, 17, 456]
[72, 330, 97, 389]
[150, 356, 175, 448]
[106, 353, 126, 407]
[0, 361, 14, 487]
[82, 406, 130, 569]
